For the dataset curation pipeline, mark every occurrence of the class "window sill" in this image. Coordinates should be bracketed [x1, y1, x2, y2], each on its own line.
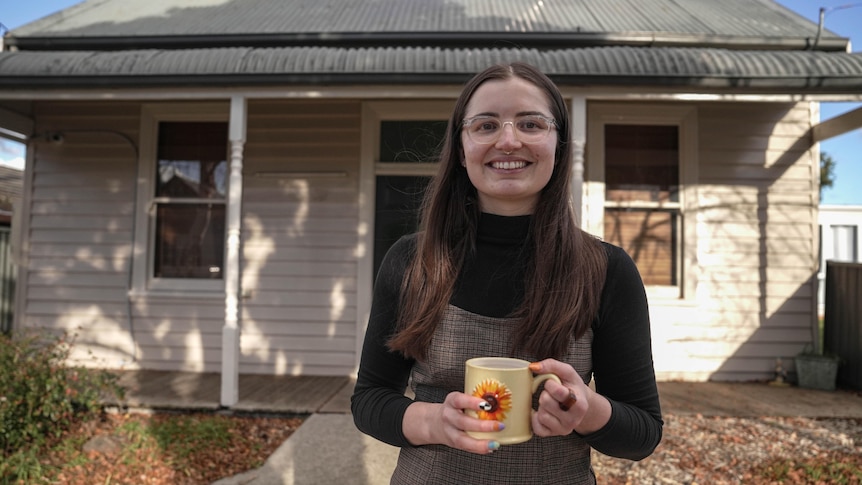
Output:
[128, 289, 225, 302]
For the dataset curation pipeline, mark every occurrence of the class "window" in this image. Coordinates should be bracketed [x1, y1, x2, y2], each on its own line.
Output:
[133, 104, 230, 294]
[830, 225, 858, 262]
[361, 102, 451, 284]
[374, 120, 446, 275]
[604, 125, 680, 286]
[586, 104, 697, 298]
[154, 122, 228, 279]
[379, 121, 445, 164]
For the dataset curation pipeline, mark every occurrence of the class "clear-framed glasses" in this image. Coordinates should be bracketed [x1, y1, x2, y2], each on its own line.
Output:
[462, 115, 556, 144]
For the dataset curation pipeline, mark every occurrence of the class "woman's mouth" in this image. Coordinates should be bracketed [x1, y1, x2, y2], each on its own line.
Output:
[490, 160, 528, 170]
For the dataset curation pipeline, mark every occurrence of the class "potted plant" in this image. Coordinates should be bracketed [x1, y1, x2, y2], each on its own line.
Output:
[794, 343, 840, 391]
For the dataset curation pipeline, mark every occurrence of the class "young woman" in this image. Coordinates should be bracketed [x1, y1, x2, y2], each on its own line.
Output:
[352, 62, 662, 484]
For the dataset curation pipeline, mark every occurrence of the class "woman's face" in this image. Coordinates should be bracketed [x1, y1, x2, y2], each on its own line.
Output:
[461, 77, 557, 216]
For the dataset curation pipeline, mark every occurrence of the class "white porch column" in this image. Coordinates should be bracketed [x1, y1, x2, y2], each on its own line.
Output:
[222, 96, 247, 407]
[569, 95, 587, 226]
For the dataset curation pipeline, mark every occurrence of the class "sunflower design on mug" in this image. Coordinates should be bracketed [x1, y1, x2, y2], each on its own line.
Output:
[471, 378, 513, 421]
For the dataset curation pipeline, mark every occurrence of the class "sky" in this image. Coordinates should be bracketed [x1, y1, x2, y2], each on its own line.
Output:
[1, 0, 860, 204]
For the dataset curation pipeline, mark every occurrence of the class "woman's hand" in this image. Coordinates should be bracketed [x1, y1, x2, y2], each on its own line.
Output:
[529, 359, 612, 437]
[402, 391, 505, 455]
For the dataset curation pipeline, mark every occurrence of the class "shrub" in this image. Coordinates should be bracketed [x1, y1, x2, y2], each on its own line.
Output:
[0, 331, 123, 482]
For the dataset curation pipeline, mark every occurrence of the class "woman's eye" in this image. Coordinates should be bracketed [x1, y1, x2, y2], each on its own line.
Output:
[518, 118, 543, 131]
[477, 121, 498, 132]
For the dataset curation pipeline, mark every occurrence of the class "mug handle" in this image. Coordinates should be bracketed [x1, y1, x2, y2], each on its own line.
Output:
[530, 374, 562, 421]
[531, 373, 562, 395]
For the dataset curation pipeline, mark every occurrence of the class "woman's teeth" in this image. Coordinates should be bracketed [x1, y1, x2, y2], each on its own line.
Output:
[492, 161, 527, 170]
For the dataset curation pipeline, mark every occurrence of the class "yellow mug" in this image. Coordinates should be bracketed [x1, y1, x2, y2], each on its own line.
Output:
[465, 357, 561, 445]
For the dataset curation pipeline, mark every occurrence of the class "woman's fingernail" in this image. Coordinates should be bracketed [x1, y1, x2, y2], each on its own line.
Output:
[528, 362, 542, 372]
[488, 441, 501, 451]
[559, 391, 578, 412]
[496, 422, 506, 431]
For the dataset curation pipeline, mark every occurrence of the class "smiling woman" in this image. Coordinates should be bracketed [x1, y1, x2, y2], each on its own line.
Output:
[352, 62, 663, 485]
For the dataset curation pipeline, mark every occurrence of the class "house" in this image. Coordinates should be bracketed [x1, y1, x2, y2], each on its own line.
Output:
[818, 205, 862, 315]
[1, 0, 861, 405]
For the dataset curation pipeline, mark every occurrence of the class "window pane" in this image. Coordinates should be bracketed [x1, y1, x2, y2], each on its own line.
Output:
[832, 225, 858, 262]
[374, 176, 430, 277]
[605, 125, 679, 203]
[157, 122, 228, 198]
[604, 208, 678, 286]
[154, 204, 226, 279]
[379, 121, 447, 163]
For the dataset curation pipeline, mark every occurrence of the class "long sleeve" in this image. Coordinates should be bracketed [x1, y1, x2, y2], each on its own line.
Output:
[351, 236, 417, 447]
[582, 243, 663, 460]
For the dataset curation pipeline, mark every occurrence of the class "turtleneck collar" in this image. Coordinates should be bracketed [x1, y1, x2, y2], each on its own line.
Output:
[478, 212, 531, 244]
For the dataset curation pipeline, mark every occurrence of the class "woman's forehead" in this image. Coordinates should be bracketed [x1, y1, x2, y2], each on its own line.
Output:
[465, 77, 551, 116]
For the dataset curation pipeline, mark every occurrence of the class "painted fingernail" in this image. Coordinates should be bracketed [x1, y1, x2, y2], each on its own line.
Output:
[488, 441, 501, 451]
[496, 422, 506, 431]
[528, 362, 542, 372]
[559, 391, 578, 412]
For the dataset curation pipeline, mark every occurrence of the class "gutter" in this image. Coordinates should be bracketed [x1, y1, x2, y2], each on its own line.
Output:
[1, 73, 861, 94]
[4, 31, 851, 53]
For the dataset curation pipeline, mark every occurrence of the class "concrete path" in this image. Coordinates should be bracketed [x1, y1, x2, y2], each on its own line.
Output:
[211, 414, 399, 485]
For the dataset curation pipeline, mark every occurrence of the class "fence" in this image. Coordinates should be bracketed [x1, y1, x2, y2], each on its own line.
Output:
[824, 261, 862, 390]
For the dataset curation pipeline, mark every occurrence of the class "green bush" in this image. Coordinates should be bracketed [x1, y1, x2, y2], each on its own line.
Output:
[0, 331, 123, 482]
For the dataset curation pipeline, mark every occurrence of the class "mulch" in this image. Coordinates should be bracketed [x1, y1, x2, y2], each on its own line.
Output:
[35, 412, 303, 485]
[29, 408, 862, 484]
[593, 413, 862, 484]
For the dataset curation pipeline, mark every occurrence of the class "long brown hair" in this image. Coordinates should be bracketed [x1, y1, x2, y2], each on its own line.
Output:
[387, 62, 607, 361]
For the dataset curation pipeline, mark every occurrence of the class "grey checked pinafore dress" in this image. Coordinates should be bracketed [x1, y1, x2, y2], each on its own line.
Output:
[390, 305, 596, 485]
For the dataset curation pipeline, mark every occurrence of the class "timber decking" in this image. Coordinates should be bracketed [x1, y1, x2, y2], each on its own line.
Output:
[103, 370, 862, 418]
[105, 370, 352, 414]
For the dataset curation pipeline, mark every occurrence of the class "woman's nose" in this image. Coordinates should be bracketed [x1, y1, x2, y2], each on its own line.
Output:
[497, 122, 521, 147]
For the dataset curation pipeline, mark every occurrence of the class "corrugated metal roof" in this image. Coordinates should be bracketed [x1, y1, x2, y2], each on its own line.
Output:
[1, 46, 860, 92]
[3, 0, 859, 96]
[8, 0, 841, 45]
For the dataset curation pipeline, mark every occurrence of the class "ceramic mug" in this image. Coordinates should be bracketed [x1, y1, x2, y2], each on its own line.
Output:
[464, 356, 562, 445]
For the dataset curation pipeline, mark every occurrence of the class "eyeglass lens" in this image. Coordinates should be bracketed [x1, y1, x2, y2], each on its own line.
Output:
[463, 116, 554, 144]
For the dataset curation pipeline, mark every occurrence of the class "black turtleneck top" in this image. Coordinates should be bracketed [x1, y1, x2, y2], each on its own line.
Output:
[352, 213, 662, 461]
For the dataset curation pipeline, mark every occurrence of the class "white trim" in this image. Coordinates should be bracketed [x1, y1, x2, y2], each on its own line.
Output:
[132, 102, 230, 295]
[587, 103, 698, 300]
[569, 95, 587, 226]
[221, 96, 247, 407]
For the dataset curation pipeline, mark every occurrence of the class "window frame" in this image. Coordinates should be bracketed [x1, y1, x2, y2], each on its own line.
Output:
[132, 103, 230, 295]
[365, 101, 453, 176]
[586, 103, 698, 300]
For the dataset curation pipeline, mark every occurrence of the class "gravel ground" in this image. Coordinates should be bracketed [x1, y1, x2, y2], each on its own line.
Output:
[592, 413, 862, 484]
